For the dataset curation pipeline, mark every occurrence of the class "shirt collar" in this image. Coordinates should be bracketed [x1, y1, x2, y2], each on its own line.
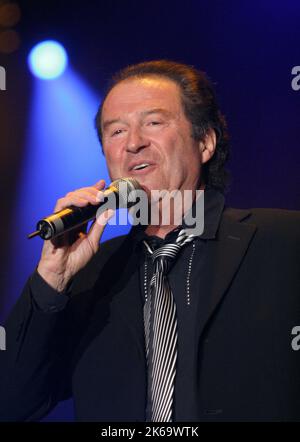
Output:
[195, 187, 225, 239]
[130, 187, 225, 247]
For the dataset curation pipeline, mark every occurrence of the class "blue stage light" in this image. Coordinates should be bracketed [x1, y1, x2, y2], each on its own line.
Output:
[28, 40, 68, 80]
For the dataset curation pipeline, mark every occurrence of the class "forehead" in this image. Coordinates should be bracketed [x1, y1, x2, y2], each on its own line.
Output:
[101, 77, 183, 121]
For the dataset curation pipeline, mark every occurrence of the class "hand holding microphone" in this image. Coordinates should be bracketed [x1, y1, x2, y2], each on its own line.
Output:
[28, 177, 140, 240]
[34, 178, 140, 293]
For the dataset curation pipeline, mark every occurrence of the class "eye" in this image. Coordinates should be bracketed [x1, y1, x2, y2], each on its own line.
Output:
[111, 128, 124, 137]
[148, 121, 162, 126]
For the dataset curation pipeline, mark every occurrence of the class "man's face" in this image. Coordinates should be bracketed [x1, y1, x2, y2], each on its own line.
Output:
[101, 76, 204, 193]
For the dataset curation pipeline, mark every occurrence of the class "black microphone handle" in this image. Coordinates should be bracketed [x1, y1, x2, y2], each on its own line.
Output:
[36, 194, 118, 240]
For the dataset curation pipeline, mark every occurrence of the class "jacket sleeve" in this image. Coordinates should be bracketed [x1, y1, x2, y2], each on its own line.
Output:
[0, 272, 77, 421]
[0, 234, 128, 422]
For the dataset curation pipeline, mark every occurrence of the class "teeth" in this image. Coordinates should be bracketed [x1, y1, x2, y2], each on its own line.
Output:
[133, 163, 149, 170]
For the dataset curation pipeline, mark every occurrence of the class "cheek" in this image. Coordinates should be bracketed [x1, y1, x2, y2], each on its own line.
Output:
[168, 143, 201, 176]
[104, 146, 123, 172]
[160, 134, 190, 164]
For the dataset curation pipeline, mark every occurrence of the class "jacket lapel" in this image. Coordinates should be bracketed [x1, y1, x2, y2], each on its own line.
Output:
[195, 208, 257, 345]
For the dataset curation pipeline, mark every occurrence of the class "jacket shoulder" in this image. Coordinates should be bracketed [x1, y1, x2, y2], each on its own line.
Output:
[223, 207, 300, 240]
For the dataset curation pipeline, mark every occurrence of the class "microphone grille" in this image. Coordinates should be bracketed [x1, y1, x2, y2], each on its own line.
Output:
[110, 177, 141, 207]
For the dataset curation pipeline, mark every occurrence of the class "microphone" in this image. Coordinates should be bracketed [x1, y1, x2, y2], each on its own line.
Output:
[28, 177, 141, 240]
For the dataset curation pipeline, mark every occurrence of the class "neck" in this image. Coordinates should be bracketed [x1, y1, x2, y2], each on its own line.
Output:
[145, 224, 177, 239]
[144, 183, 205, 239]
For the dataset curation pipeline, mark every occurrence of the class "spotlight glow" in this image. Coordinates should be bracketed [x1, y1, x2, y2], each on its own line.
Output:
[28, 40, 68, 80]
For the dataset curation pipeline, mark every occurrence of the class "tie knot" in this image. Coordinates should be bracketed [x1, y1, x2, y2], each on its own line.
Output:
[143, 229, 196, 274]
[151, 243, 181, 262]
[152, 244, 182, 274]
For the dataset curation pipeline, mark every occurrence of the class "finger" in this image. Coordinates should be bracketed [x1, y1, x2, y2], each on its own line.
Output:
[54, 195, 91, 212]
[53, 181, 106, 211]
[69, 190, 100, 205]
[65, 223, 88, 246]
[97, 208, 115, 226]
[87, 209, 115, 251]
[92, 179, 106, 190]
[95, 190, 105, 203]
[75, 187, 101, 197]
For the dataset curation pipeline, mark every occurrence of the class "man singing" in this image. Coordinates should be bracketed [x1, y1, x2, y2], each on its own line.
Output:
[0, 60, 299, 421]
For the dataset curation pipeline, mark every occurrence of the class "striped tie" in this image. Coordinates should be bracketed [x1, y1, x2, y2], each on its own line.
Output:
[143, 229, 196, 422]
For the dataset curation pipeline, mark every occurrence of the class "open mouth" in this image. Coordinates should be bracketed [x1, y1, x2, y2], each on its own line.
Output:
[132, 163, 150, 171]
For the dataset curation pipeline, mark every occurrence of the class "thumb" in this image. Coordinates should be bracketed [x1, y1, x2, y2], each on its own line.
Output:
[87, 209, 115, 250]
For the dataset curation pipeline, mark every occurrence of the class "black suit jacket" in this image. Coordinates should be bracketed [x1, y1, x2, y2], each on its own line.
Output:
[0, 207, 299, 421]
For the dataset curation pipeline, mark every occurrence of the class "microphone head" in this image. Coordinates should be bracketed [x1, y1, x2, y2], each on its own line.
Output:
[109, 177, 142, 208]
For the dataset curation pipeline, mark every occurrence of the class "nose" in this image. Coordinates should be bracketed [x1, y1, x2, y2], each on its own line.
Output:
[126, 127, 149, 153]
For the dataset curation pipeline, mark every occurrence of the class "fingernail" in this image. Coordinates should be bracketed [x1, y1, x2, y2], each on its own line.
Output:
[96, 209, 115, 226]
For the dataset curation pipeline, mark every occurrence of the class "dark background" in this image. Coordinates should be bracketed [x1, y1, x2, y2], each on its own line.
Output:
[0, 0, 299, 420]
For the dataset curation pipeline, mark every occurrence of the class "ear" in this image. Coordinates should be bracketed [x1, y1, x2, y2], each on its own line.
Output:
[199, 128, 216, 164]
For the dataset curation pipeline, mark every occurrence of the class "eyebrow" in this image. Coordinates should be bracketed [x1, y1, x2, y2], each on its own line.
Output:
[140, 108, 173, 118]
[102, 108, 173, 131]
[102, 118, 124, 131]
